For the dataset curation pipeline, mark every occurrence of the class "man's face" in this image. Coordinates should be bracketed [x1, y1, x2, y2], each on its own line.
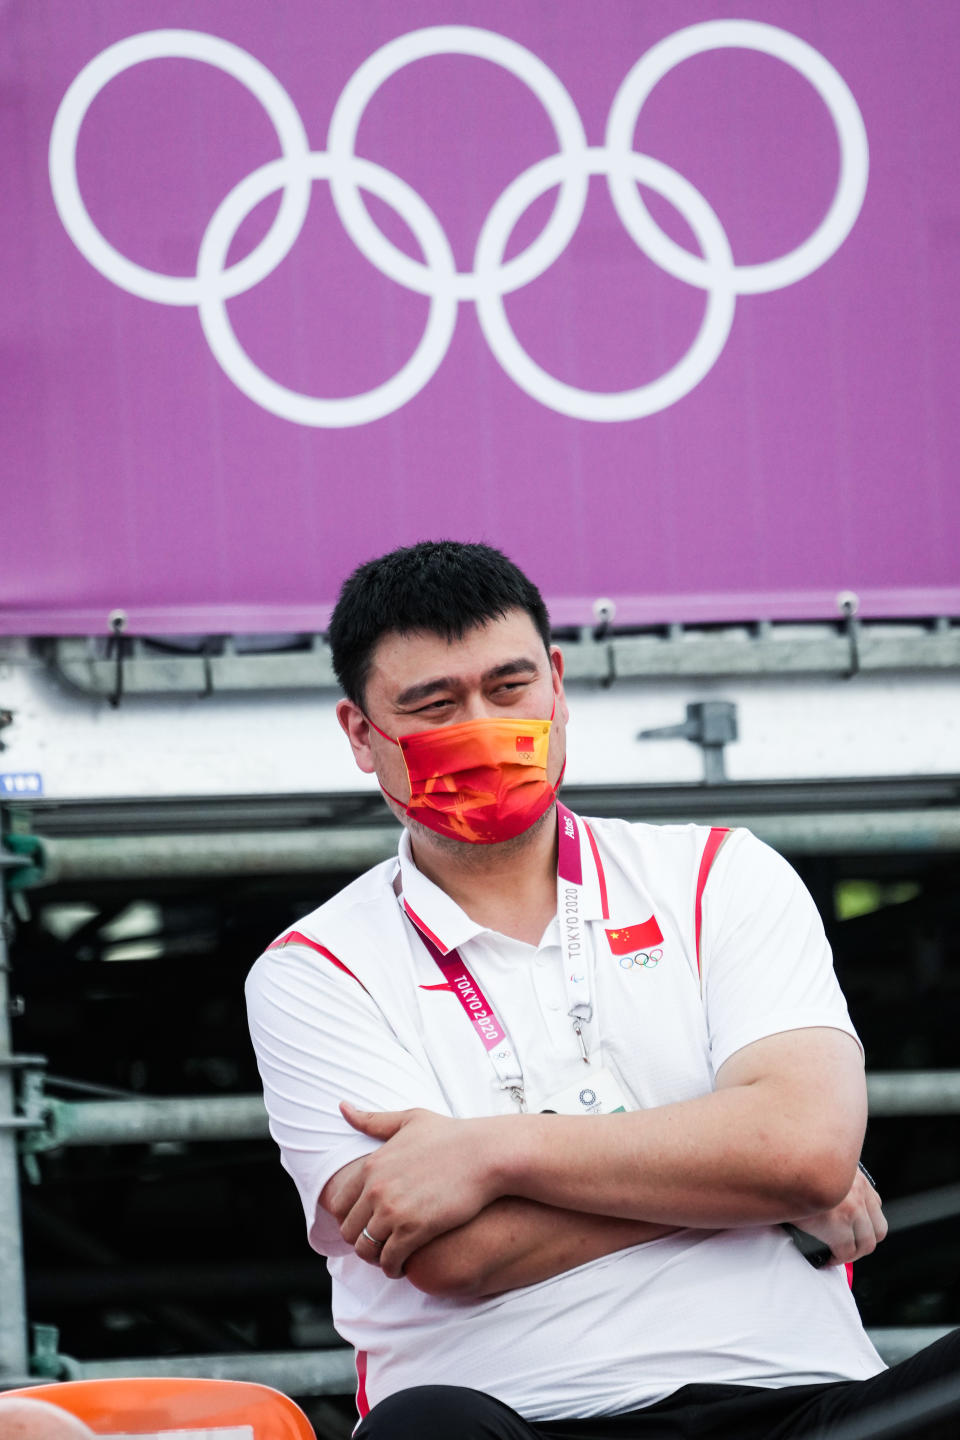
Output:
[337, 609, 568, 830]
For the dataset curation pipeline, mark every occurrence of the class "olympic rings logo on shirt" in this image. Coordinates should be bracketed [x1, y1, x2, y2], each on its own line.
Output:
[619, 949, 663, 970]
[49, 22, 868, 428]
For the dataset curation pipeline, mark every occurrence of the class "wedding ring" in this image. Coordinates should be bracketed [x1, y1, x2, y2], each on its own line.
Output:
[361, 1226, 385, 1249]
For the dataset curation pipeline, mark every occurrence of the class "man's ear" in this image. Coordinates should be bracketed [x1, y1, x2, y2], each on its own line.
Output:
[550, 645, 570, 725]
[336, 699, 376, 774]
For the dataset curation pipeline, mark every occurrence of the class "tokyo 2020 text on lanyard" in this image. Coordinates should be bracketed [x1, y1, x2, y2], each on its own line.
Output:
[401, 802, 593, 1112]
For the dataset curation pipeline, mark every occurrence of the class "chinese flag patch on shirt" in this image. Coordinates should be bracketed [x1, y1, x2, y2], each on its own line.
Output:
[515, 735, 535, 752]
[605, 917, 664, 954]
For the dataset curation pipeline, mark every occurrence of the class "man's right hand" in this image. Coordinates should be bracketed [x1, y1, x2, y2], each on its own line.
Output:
[786, 1165, 887, 1265]
[321, 1153, 678, 1295]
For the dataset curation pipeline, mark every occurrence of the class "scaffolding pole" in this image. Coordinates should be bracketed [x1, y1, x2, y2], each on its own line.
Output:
[20, 1071, 960, 1154]
[60, 1348, 356, 1395]
[0, 853, 29, 1377]
[17, 828, 401, 885]
[31, 1094, 269, 1149]
[867, 1072, 960, 1115]
[9, 807, 960, 889]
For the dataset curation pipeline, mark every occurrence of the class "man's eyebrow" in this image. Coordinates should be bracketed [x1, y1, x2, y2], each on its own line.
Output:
[482, 657, 541, 683]
[394, 676, 458, 707]
[393, 657, 540, 708]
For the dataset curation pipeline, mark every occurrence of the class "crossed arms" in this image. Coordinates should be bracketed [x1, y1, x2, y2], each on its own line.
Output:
[321, 1025, 887, 1297]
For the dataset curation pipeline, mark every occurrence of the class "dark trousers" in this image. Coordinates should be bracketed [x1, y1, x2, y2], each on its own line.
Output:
[356, 1328, 960, 1440]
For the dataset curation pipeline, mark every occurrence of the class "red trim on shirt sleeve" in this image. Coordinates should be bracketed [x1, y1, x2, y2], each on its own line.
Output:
[355, 1348, 369, 1418]
[266, 929, 366, 989]
[582, 821, 609, 920]
[694, 829, 731, 981]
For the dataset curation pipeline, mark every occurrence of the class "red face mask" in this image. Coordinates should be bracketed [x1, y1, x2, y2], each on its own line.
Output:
[366, 706, 562, 845]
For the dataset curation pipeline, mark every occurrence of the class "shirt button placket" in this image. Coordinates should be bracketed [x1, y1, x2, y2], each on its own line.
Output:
[534, 949, 566, 1018]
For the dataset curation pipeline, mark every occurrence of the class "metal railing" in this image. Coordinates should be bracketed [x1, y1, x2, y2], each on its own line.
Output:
[0, 859, 29, 1375]
[13, 1071, 960, 1156]
[48, 618, 960, 700]
[4, 807, 960, 894]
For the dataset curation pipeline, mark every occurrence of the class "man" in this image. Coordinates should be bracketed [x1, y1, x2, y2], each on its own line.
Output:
[246, 541, 952, 1439]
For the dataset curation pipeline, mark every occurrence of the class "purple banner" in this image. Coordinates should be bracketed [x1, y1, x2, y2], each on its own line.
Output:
[2, 0, 957, 634]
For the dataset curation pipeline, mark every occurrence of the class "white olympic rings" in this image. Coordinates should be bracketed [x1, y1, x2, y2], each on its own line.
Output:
[604, 20, 869, 295]
[50, 30, 312, 307]
[49, 21, 869, 426]
[326, 27, 589, 302]
[475, 147, 736, 423]
[198, 153, 458, 428]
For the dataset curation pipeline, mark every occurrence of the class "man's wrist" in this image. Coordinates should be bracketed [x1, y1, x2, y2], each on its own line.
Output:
[475, 1113, 533, 1201]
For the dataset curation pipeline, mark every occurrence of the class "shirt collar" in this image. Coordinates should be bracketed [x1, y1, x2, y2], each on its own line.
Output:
[397, 829, 487, 955]
[396, 806, 610, 953]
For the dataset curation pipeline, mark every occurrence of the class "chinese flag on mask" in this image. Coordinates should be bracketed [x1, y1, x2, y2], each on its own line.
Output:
[605, 917, 663, 954]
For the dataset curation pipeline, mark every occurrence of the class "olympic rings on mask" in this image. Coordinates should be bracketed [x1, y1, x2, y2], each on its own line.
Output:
[49, 21, 868, 427]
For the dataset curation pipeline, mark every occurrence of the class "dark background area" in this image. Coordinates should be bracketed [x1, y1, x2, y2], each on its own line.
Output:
[7, 826, 960, 1430]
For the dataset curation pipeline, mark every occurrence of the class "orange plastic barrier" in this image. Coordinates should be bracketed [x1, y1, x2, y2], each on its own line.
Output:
[3, 1377, 316, 1439]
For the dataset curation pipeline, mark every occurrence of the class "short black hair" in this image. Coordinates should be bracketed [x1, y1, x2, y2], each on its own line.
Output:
[328, 540, 552, 706]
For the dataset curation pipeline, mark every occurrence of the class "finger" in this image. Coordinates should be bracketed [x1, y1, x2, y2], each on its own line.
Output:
[356, 1222, 389, 1268]
[820, 1216, 854, 1265]
[867, 1191, 888, 1243]
[340, 1196, 375, 1247]
[378, 1228, 416, 1280]
[324, 1169, 365, 1224]
[853, 1208, 876, 1259]
[829, 1210, 875, 1264]
[340, 1101, 407, 1140]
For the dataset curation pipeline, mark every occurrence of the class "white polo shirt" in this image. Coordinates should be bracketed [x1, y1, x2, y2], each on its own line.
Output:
[245, 814, 884, 1422]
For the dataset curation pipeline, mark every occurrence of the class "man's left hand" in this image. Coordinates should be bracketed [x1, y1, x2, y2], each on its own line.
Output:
[788, 1165, 887, 1265]
[336, 1102, 501, 1277]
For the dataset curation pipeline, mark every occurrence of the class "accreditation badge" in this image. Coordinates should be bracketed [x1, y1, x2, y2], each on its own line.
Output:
[538, 1064, 632, 1115]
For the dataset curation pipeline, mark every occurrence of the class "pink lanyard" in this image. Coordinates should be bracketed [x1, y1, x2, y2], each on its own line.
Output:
[402, 803, 592, 1109]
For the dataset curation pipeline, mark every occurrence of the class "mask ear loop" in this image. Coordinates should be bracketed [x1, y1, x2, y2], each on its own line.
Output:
[363, 713, 399, 745]
[547, 695, 564, 795]
[362, 712, 413, 810]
